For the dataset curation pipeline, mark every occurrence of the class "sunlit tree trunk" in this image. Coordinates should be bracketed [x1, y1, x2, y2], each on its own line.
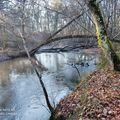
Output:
[88, 0, 120, 71]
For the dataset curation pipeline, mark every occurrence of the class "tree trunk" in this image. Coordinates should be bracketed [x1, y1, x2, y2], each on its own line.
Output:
[88, 0, 120, 71]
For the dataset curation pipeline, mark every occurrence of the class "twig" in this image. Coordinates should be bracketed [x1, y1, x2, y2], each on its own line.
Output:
[65, 63, 81, 77]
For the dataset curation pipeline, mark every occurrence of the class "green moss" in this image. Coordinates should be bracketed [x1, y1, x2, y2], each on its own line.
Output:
[98, 55, 108, 69]
[109, 41, 120, 59]
[96, 32, 103, 49]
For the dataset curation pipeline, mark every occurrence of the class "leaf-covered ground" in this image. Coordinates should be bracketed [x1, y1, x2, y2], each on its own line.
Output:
[56, 69, 120, 120]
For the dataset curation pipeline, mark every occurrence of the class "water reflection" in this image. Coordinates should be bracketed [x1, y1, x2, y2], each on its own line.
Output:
[0, 51, 98, 120]
[36, 52, 97, 72]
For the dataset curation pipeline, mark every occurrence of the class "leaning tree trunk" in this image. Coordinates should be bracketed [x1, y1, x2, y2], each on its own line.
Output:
[88, 0, 120, 71]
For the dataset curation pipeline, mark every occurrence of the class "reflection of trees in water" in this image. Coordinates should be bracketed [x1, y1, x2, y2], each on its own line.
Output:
[0, 83, 16, 120]
[37, 53, 62, 72]
[0, 62, 10, 86]
[77, 53, 95, 63]
[0, 53, 97, 87]
[0, 57, 47, 87]
[67, 53, 96, 65]
[37, 52, 96, 72]
[0, 65, 13, 112]
[0, 58, 34, 79]
[0, 58, 34, 113]
[9, 59, 34, 74]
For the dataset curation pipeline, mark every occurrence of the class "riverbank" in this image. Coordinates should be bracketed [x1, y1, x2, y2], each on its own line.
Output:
[0, 47, 99, 62]
[0, 37, 98, 62]
[52, 68, 120, 120]
[0, 50, 27, 62]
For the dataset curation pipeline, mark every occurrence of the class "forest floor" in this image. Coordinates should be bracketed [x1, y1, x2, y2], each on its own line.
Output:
[55, 68, 120, 120]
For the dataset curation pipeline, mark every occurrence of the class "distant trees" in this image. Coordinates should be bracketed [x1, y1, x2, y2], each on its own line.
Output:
[0, 0, 120, 70]
[0, 0, 119, 38]
[0, 0, 4, 10]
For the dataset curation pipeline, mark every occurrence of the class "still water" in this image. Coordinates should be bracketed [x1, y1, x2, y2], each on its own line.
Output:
[0, 51, 98, 120]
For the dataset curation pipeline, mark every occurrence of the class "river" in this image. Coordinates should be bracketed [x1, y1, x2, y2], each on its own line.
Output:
[0, 50, 99, 120]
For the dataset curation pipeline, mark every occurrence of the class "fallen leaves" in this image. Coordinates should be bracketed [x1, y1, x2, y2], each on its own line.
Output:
[56, 68, 120, 120]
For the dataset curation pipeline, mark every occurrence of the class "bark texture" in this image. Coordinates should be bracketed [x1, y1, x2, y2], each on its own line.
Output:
[88, 0, 120, 71]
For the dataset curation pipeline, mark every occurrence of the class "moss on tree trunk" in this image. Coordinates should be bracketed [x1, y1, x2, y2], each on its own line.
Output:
[88, 0, 120, 71]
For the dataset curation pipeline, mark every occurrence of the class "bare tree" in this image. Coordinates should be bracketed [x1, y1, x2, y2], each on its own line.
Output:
[87, 0, 120, 71]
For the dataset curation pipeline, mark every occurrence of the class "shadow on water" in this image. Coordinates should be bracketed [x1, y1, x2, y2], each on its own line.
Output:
[0, 51, 99, 120]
